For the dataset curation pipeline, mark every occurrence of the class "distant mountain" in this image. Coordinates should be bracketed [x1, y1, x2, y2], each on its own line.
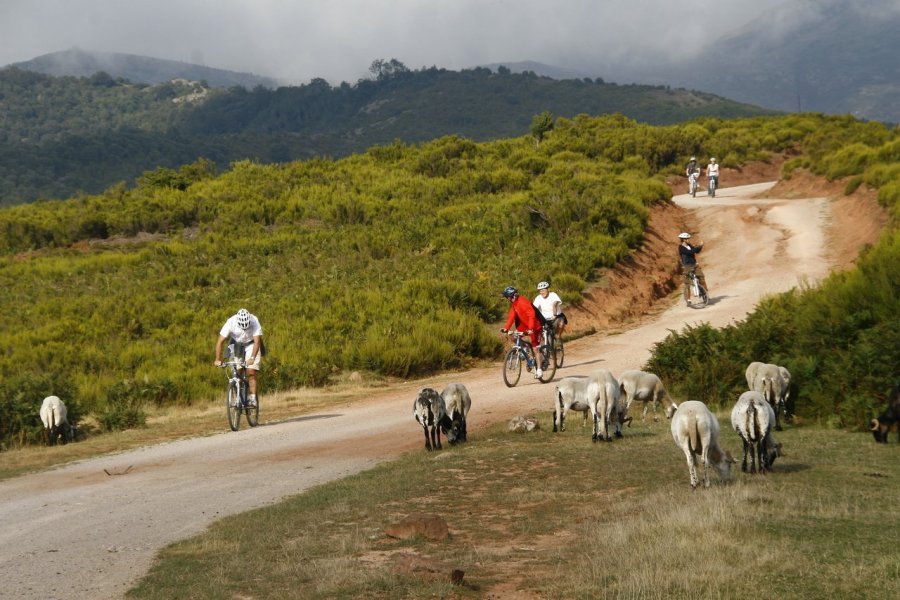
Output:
[10, 48, 281, 89]
[632, 0, 900, 123]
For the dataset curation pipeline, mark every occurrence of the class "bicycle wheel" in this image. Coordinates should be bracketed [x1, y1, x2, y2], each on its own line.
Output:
[538, 345, 557, 383]
[503, 348, 522, 387]
[697, 284, 709, 308]
[553, 333, 564, 368]
[226, 382, 240, 431]
[692, 285, 709, 308]
[245, 385, 259, 427]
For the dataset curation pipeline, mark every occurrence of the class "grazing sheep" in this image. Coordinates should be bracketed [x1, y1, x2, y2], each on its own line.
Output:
[413, 388, 447, 451]
[39, 396, 72, 446]
[744, 362, 765, 390]
[671, 401, 736, 489]
[871, 384, 900, 443]
[589, 369, 624, 443]
[750, 363, 791, 431]
[553, 376, 592, 433]
[439, 383, 472, 444]
[730, 391, 782, 474]
[618, 370, 677, 423]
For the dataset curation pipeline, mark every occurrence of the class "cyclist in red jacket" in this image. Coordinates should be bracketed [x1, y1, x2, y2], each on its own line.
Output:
[500, 285, 544, 378]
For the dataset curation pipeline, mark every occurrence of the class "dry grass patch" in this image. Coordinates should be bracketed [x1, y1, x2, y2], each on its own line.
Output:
[127, 413, 899, 599]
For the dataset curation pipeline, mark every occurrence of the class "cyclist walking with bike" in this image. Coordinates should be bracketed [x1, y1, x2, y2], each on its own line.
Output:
[678, 233, 708, 303]
[706, 157, 719, 196]
[500, 286, 544, 379]
[213, 308, 263, 408]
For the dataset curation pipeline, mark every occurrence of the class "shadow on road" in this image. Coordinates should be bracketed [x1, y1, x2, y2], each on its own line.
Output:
[559, 357, 606, 369]
[262, 413, 343, 427]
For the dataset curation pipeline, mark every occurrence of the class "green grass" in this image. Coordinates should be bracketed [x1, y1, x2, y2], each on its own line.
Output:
[127, 414, 900, 599]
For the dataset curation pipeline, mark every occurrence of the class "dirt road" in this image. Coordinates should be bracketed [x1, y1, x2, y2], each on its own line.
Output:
[0, 182, 834, 599]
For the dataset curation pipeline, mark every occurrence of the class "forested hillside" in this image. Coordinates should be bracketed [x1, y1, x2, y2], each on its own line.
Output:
[2, 112, 896, 448]
[0, 62, 774, 206]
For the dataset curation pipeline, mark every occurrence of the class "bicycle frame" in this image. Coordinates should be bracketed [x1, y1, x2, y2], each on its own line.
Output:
[684, 270, 708, 308]
[219, 358, 258, 430]
[502, 329, 556, 387]
[689, 172, 699, 196]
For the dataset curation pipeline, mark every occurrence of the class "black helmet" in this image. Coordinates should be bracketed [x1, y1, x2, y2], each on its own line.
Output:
[501, 286, 518, 298]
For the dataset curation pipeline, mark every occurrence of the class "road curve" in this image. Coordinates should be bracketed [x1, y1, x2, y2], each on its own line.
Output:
[0, 182, 834, 599]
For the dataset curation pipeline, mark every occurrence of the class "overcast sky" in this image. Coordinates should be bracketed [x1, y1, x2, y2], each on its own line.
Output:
[1, 0, 805, 85]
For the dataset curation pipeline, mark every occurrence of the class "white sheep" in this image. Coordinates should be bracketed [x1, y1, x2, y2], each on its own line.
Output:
[553, 376, 592, 433]
[39, 396, 72, 446]
[750, 363, 791, 430]
[618, 370, 677, 423]
[588, 369, 624, 443]
[671, 401, 735, 489]
[439, 383, 472, 444]
[730, 391, 782, 474]
[413, 388, 447, 451]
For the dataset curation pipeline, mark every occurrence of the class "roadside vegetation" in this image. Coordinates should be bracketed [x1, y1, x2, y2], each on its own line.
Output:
[2, 112, 897, 451]
[127, 416, 900, 599]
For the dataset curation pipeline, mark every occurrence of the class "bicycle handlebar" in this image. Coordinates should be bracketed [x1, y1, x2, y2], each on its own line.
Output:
[218, 360, 247, 369]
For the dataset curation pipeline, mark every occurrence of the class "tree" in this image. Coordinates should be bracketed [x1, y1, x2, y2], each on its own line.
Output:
[531, 111, 555, 146]
[369, 59, 410, 82]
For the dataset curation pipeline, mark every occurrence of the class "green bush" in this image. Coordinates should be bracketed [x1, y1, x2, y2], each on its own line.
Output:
[97, 380, 149, 432]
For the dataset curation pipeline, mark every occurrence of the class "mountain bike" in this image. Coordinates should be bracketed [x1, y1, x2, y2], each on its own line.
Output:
[544, 319, 565, 368]
[708, 176, 717, 197]
[688, 171, 700, 197]
[219, 359, 259, 431]
[503, 330, 556, 387]
[684, 270, 709, 308]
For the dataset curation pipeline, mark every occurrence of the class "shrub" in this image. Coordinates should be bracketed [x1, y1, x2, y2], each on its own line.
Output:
[97, 380, 149, 432]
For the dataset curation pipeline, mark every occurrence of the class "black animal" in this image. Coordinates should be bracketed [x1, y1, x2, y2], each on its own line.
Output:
[870, 384, 900, 443]
[413, 388, 447, 451]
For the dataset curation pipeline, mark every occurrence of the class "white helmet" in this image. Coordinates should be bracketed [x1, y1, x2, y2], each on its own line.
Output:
[537, 281, 550, 290]
[678, 232, 691, 239]
[690, 156, 696, 161]
[710, 157, 716, 162]
[236, 308, 251, 329]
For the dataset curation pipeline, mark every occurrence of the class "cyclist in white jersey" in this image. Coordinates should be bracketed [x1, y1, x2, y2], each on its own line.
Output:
[533, 281, 567, 337]
[213, 308, 263, 407]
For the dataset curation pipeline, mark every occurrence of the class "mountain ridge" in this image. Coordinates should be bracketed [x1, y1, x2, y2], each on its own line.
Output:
[9, 48, 281, 89]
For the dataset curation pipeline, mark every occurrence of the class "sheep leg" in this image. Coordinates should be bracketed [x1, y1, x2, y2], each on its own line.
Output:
[741, 439, 750, 473]
[684, 448, 699, 489]
[423, 424, 432, 451]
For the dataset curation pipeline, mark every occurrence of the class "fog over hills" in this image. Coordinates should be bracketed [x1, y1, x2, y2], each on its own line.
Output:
[12, 48, 280, 88]
[617, 0, 900, 123]
[481, 1, 900, 123]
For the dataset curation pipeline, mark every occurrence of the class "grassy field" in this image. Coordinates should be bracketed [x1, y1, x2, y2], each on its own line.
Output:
[125, 413, 899, 599]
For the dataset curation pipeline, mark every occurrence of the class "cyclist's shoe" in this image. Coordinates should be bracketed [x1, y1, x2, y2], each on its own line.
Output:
[247, 395, 258, 408]
[535, 368, 543, 379]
